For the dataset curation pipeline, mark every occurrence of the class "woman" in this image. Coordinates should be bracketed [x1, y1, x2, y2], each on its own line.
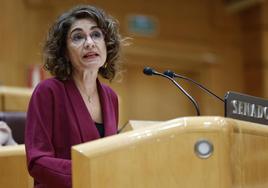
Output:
[25, 5, 122, 188]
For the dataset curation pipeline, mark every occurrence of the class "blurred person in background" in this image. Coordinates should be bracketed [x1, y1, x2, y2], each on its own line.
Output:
[0, 121, 17, 146]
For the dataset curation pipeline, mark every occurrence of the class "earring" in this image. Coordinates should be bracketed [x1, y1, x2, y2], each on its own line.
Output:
[104, 62, 108, 69]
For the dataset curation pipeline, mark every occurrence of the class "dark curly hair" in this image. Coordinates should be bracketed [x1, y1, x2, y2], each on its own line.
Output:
[43, 5, 122, 81]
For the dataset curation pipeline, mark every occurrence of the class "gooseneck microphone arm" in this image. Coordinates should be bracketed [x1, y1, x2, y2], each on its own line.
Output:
[143, 67, 200, 116]
[164, 70, 224, 103]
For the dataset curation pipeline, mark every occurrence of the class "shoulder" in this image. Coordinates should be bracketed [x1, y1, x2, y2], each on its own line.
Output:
[35, 78, 64, 90]
[34, 77, 67, 92]
[32, 78, 66, 97]
[99, 82, 117, 99]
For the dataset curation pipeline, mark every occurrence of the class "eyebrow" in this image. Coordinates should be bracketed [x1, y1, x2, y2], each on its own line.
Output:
[70, 25, 101, 35]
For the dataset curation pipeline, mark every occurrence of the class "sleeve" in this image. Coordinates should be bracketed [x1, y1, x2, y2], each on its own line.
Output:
[109, 87, 119, 129]
[114, 93, 119, 128]
[25, 83, 71, 188]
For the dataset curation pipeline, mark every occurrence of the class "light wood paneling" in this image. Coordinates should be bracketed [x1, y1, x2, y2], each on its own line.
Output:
[0, 145, 33, 188]
[0, 0, 253, 122]
[261, 3, 268, 98]
[72, 117, 268, 188]
[0, 0, 56, 86]
[0, 86, 32, 111]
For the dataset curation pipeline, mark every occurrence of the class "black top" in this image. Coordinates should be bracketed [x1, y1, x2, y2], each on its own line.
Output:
[95, 122, 105, 138]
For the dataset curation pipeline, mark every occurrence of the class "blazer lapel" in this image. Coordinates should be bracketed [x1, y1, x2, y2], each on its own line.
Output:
[97, 79, 117, 136]
[65, 79, 100, 142]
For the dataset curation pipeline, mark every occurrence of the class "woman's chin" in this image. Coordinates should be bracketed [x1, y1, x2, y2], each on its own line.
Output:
[81, 61, 104, 70]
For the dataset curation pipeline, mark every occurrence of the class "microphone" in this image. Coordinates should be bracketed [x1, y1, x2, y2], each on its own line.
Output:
[163, 70, 224, 102]
[143, 67, 200, 116]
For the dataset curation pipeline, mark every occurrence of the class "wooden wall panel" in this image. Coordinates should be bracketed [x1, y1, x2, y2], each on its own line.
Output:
[261, 3, 268, 98]
[0, 0, 247, 122]
[0, 0, 57, 86]
[240, 5, 264, 97]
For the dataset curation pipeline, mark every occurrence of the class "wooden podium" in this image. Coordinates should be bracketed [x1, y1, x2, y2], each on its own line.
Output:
[72, 116, 268, 188]
[0, 145, 33, 188]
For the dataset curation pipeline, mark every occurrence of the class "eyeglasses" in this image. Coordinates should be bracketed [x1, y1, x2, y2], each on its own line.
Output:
[69, 30, 104, 46]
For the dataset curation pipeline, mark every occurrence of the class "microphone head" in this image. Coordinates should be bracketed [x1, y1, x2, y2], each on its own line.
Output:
[163, 70, 175, 78]
[143, 67, 155, 76]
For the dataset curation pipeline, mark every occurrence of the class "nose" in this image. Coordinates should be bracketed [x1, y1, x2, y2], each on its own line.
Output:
[84, 36, 95, 49]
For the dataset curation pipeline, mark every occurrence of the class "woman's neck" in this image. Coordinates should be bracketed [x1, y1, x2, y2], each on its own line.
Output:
[72, 70, 98, 97]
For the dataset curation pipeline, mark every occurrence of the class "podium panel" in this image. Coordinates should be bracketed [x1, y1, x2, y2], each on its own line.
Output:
[72, 116, 268, 188]
[0, 86, 32, 111]
[0, 145, 33, 188]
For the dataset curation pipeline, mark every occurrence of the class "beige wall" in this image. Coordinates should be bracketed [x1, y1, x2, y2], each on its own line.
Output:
[1, 0, 265, 126]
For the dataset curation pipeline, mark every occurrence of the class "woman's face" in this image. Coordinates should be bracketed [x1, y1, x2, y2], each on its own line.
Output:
[66, 18, 107, 73]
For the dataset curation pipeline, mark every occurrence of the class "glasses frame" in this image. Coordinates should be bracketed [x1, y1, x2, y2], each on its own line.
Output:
[69, 29, 105, 46]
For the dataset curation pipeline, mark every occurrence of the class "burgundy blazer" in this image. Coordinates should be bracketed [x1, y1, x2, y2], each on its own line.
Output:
[25, 78, 118, 188]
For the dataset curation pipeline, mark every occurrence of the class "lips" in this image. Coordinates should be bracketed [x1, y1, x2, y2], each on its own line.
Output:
[82, 52, 99, 59]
